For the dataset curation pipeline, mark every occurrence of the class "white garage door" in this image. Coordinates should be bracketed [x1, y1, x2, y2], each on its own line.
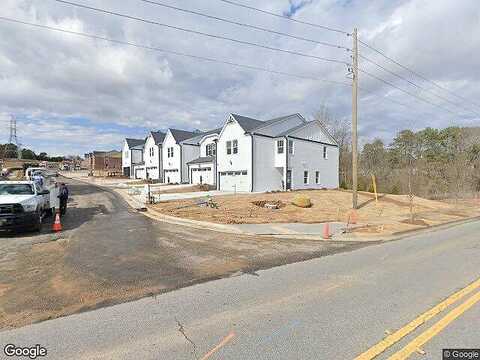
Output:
[191, 167, 214, 185]
[135, 168, 145, 179]
[219, 171, 249, 192]
[164, 169, 180, 184]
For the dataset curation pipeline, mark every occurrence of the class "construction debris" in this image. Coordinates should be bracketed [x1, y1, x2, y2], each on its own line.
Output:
[252, 200, 284, 209]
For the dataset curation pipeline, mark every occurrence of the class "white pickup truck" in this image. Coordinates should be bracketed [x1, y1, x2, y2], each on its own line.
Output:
[0, 181, 54, 232]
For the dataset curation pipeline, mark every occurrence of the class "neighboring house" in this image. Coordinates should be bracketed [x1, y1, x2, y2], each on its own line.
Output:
[162, 129, 199, 183]
[134, 131, 166, 181]
[85, 150, 122, 177]
[184, 129, 221, 186]
[122, 138, 145, 178]
[216, 113, 339, 192]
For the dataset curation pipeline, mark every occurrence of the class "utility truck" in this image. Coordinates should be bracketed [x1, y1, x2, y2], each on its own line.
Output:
[0, 181, 51, 232]
[0, 167, 60, 232]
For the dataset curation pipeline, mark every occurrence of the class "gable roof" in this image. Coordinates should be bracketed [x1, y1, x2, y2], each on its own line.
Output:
[169, 128, 200, 143]
[125, 138, 145, 148]
[181, 128, 222, 145]
[150, 131, 166, 144]
[230, 114, 264, 132]
[276, 121, 314, 137]
[230, 113, 306, 136]
[187, 156, 215, 165]
[276, 120, 338, 146]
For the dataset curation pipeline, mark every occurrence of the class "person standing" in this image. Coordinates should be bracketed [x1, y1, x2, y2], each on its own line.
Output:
[58, 183, 69, 216]
[32, 171, 44, 188]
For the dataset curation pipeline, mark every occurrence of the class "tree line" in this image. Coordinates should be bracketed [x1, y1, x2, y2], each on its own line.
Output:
[0, 143, 65, 162]
[315, 108, 480, 200]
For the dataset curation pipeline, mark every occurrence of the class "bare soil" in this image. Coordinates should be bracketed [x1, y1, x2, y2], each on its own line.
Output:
[152, 189, 480, 234]
[1, 179, 359, 330]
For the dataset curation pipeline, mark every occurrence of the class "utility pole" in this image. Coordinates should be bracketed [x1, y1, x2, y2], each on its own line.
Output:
[351, 28, 359, 209]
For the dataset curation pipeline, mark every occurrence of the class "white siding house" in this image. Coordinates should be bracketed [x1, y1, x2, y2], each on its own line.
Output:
[162, 129, 199, 183]
[134, 131, 165, 181]
[184, 130, 220, 186]
[216, 113, 339, 192]
[122, 138, 144, 178]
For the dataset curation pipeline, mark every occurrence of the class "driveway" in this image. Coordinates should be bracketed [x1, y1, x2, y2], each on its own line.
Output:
[0, 178, 365, 329]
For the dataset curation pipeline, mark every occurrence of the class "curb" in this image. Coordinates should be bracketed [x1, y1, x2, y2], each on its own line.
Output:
[64, 175, 480, 242]
[144, 206, 252, 235]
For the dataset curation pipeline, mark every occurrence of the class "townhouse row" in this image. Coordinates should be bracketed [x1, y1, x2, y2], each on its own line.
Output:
[122, 113, 339, 192]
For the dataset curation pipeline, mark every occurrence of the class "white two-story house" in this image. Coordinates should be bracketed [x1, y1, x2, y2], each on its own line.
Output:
[162, 129, 199, 183]
[184, 129, 221, 186]
[134, 131, 165, 181]
[122, 138, 145, 178]
[216, 113, 339, 192]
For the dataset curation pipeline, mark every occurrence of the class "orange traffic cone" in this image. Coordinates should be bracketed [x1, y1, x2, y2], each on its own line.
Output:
[322, 222, 330, 240]
[53, 211, 62, 232]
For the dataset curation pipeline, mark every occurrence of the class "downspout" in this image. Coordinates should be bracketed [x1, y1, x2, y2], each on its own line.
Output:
[250, 133, 254, 192]
[285, 136, 288, 191]
[157, 144, 163, 183]
[213, 139, 218, 190]
[179, 144, 183, 183]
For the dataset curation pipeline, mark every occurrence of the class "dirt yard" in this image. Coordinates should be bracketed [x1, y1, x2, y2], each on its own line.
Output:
[152, 190, 480, 234]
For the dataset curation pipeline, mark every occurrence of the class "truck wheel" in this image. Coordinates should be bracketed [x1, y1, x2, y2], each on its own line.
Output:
[33, 211, 43, 232]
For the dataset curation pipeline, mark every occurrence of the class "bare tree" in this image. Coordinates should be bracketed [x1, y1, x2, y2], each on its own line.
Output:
[314, 105, 352, 188]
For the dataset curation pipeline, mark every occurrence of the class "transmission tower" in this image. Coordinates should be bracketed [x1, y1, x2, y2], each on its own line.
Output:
[4, 116, 21, 159]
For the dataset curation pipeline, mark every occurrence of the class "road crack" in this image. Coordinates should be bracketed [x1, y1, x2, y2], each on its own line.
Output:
[175, 316, 199, 360]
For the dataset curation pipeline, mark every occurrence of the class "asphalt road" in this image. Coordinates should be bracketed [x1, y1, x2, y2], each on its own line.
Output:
[1, 215, 479, 359]
[0, 178, 358, 330]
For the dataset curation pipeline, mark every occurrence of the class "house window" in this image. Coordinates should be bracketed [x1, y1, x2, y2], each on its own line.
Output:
[150, 148, 154, 157]
[288, 140, 294, 154]
[206, 143, 216, 157]
[168, 147, 174, 158]
[226, 141, 232, 155]
[277, 140, 284, 154]
[315, 171, 320, 184]
[233, 140, 238, 154]
[304, 171, 309, 184]
[323, 146, 328, 159]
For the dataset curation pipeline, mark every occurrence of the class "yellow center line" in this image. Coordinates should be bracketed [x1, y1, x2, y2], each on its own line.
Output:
[200, 331, 235, 360]
[354, 277, 480, 360]
[389, 290, 480, 359]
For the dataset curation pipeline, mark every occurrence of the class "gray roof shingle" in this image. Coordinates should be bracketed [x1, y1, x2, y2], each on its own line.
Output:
[187, 156, 215, 165]
[231, 113, 306, 136]
[181, 128, 222, 145]
[170, 129, 200, 143]
[151, 131, 166, 144]
[230, 114, 264, 132]
[125, 138, 145, 148]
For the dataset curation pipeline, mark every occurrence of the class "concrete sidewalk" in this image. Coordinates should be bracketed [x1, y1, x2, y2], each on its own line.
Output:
[230, 222, 348, 236]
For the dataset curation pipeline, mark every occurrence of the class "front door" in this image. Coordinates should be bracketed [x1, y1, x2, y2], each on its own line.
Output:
[286, 170, 292, 190]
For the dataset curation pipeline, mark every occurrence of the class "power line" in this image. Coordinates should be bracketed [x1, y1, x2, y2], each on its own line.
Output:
[359, 54, 480, 117]
[0, 16, 351, 88]
[358, 39, 480, 111]
[358, 68, 473, 118]
[53, 0, 348, 66]
[217, 0, 349, 35]
[139, 0, 349, 50]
